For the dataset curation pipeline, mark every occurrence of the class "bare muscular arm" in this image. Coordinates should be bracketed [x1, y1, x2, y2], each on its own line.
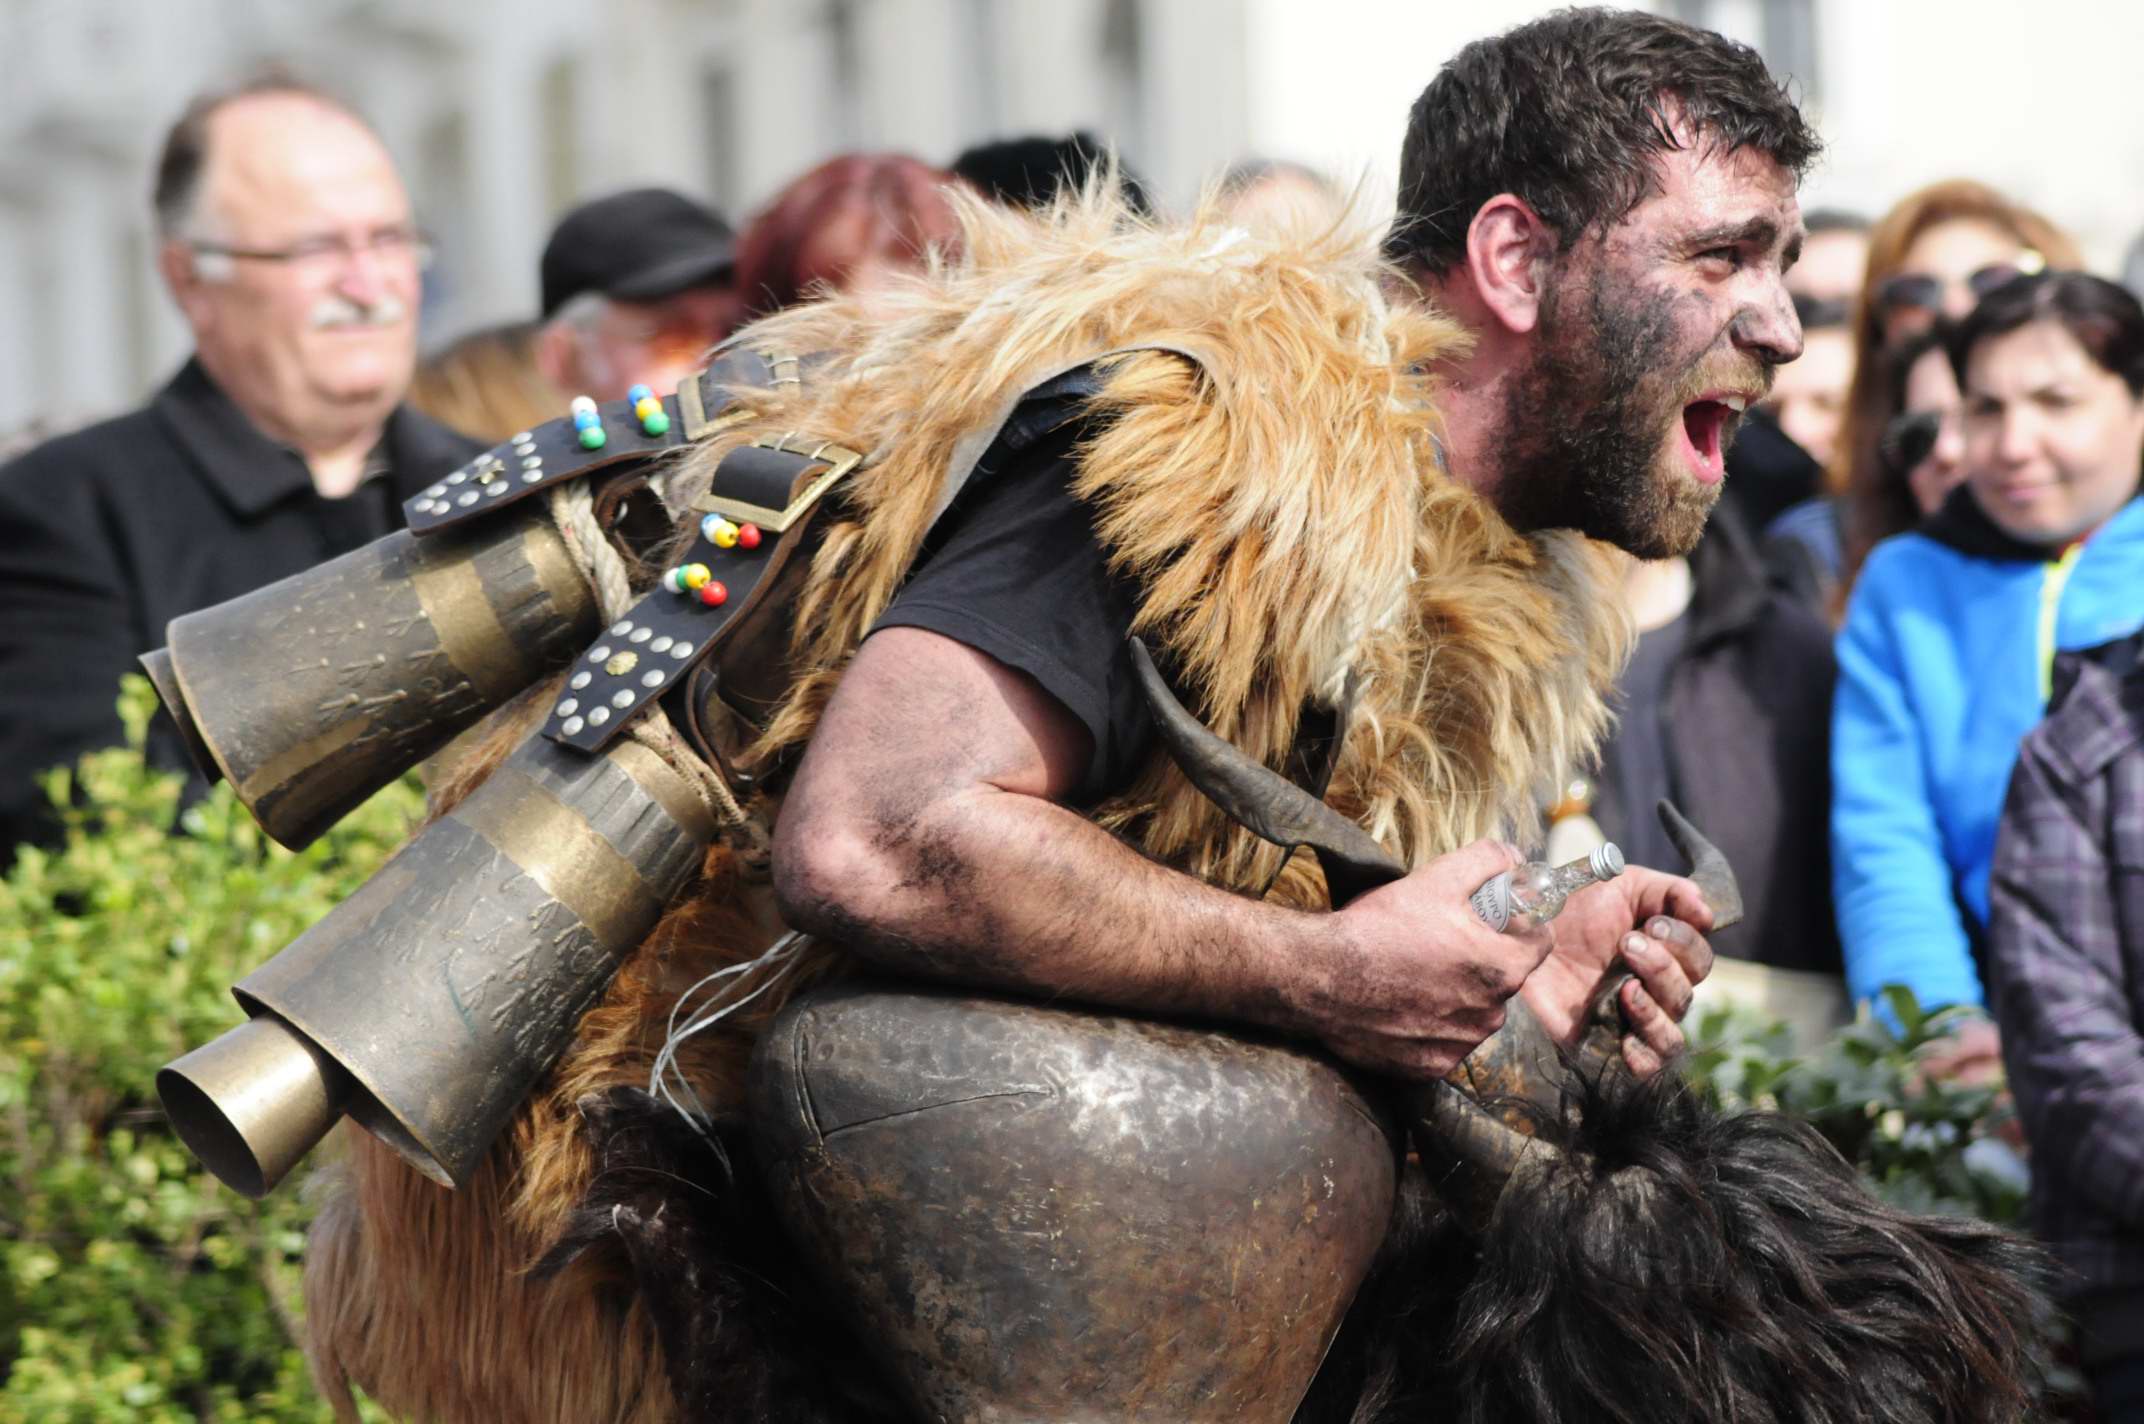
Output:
[773, 626, 1557, 1080]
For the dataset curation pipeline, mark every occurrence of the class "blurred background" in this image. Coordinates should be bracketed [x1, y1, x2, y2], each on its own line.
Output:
[7, 0, 2144, 435]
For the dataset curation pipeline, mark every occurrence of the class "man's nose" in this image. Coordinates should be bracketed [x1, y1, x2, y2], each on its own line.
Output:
[1732, 281, 1803, 366]
[333, 245, 392, 305]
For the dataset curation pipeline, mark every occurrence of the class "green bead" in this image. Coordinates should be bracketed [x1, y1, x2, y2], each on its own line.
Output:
[640, 410, 671, 437]
[578, 425, 608, 451]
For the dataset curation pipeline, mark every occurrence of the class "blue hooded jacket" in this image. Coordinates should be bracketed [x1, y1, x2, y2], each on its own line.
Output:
[1832, 490, 2144, 1011]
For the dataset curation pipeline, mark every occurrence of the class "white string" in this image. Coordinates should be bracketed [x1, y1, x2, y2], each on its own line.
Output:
[647, 930, 807, 1132]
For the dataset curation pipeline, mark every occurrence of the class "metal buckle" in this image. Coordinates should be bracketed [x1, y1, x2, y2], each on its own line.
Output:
[700, 435, 862, 533]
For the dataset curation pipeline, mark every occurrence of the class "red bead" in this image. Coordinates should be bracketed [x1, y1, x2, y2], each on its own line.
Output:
[697, 580, 728, 607]
[736, 523, 762, 550]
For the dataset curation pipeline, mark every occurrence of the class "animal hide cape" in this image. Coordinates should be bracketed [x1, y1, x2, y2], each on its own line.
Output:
[301, 189, 1632, 1423]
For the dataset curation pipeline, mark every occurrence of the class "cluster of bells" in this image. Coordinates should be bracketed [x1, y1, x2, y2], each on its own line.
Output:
[569, 384, 673, 451]
[661, 513, 763, 607]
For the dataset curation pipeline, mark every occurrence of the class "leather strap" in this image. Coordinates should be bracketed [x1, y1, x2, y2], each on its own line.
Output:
[541, 437, 857, 754]
[404, 393, 689, 535]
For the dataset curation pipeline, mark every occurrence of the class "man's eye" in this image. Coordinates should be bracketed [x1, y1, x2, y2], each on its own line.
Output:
[1696, 247, 1741, 272]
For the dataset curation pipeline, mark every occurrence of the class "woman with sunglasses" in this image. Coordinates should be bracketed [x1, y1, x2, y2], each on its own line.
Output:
[1832, 271, 2144, 1072]
[1831, 180, 2080, 595]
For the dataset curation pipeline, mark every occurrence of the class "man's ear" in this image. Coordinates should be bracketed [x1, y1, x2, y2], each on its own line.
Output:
[158, 240, 212, 327]
[1464, 195, 1556, 336]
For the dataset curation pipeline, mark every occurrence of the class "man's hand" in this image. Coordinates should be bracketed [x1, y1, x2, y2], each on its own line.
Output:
[1517, 864, 1717, 1076]
[1304, 840, 1558, 1080]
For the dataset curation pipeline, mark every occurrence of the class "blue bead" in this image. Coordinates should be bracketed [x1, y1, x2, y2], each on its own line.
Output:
[627, 384, 653, 405]
[573, 409, 600, 429]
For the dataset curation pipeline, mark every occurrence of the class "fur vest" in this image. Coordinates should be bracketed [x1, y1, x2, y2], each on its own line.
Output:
[301, 192, 1630, 1424]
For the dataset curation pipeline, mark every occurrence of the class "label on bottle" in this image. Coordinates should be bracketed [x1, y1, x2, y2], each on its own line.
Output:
[1469, 871, 1513, 933]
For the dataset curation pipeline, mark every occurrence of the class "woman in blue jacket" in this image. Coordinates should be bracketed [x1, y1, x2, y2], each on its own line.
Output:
[1833, 271, 2144, 1042]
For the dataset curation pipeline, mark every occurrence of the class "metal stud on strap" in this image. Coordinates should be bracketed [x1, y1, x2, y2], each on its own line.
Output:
[405, 394, 688, 535]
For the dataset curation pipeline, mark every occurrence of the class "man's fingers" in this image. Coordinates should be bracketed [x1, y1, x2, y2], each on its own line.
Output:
[1618, 977, 1683, 1073]
[1619, 927, 1696, 1020]
[1662, 876, 1718, 934]
[1622, 1031, 1668, 1078]
[1642, 913, 1713, 988]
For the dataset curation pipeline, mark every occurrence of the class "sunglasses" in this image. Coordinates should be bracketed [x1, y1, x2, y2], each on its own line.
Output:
[1880, 409, 1944, 474]
[1874, 251, 2046, 318]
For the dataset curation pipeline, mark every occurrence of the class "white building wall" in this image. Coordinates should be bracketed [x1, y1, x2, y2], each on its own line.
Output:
[3, 0, 2143, 435]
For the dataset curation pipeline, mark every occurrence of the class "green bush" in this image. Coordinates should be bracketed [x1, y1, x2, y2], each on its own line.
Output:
[1683, 986, 2028, 1223]
[0, 680, 417, 1423]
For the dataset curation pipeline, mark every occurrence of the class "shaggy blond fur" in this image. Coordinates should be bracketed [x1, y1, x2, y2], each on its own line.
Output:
[303, 189, 1630, 1422]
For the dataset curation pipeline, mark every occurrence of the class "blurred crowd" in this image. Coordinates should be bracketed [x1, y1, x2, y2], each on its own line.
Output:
[0, 62, 2139, 1411]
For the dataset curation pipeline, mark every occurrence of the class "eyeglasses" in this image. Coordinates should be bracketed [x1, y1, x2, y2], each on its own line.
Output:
[1879, 409, 1944, 474]
[189, 225, 435, 272]
[1874, 251, 2046, 319]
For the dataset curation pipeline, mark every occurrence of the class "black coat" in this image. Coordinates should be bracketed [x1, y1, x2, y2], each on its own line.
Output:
[0, 359, 480, 854]
[1590, 507, 1844, 975]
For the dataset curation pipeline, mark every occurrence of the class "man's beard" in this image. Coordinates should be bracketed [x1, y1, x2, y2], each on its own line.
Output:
[1495, 267, 1753, 560]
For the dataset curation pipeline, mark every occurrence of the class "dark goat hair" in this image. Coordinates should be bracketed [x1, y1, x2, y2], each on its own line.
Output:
[1318, 1064, 2051, 1424]
[534, 1088, 907, 1423]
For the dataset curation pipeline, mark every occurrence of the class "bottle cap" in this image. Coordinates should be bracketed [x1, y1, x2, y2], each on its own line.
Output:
[1589, 842, 1625, 882]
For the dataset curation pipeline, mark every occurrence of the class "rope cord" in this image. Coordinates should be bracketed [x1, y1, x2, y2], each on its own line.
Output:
[545, 479, 751, 830]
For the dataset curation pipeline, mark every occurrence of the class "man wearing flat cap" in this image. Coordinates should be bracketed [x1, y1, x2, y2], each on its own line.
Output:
[534, 187, 739, 405]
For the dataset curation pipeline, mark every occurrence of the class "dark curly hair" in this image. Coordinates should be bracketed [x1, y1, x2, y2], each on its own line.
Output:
[1388, 7, 1821, 273]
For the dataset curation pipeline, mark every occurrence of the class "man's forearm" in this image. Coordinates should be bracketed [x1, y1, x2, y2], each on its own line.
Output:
[774, 779, 1335, 1034]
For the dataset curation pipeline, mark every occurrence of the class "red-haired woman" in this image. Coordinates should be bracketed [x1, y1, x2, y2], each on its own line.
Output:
[732, 153, 966, 319]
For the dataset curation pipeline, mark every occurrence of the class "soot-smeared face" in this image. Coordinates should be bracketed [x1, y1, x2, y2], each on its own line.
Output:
[1498, 138, 1805, 559]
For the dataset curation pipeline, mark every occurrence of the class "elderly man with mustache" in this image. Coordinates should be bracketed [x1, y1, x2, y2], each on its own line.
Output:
[0, 74, 480, 857]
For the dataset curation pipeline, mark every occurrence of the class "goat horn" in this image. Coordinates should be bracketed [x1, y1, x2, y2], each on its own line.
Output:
[1123, 634, 1406, 900]
[1127, 637, 1404, 905]
[1656, 799, 1743, 930]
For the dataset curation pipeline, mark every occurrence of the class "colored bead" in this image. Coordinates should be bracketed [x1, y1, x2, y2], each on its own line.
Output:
[663, 567, 686, 594]
[683, 563, 712, 590]
[633, 396, 661, 421]
[736, 523, 762, 549]
[579, 426, 607, 450]
[573, 408, 601, 429]
[710, 520, 738, 549]
[640, 410, 670, 437]
[569, 396, 597, 418]
[626, 384, 653, 405]
[697, 580, 728, 607]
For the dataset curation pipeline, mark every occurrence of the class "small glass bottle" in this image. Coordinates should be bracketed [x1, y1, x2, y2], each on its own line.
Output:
[1469, 843, 1625, 933]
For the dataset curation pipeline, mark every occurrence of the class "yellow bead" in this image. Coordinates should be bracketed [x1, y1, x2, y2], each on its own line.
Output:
[634, 397, 661, 422]
[683, 563, 712, 590]
[710, 520, 739, 549]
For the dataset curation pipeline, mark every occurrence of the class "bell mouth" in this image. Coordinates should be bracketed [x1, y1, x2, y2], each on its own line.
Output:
[157, 1015, 351, 1199]
[138, 646, 222, 788]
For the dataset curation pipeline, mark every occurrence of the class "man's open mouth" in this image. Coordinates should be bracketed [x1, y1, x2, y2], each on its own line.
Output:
[1678, 393, 1748, 484]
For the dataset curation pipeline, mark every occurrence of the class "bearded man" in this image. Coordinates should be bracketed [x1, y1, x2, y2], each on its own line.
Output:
[0, 74, 478, 858]
[233, 11, 2036, 1424]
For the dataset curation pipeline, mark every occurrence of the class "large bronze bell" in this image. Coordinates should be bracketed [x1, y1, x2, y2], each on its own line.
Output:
[143, 506, 599, 851]
[159, 728, 715, 1196]
[749, 982, 1400, 1422]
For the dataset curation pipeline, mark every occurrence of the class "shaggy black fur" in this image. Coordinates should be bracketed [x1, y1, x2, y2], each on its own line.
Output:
[1307, 1066, 2053, 1424]
[534, 1088, 908, 1423]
